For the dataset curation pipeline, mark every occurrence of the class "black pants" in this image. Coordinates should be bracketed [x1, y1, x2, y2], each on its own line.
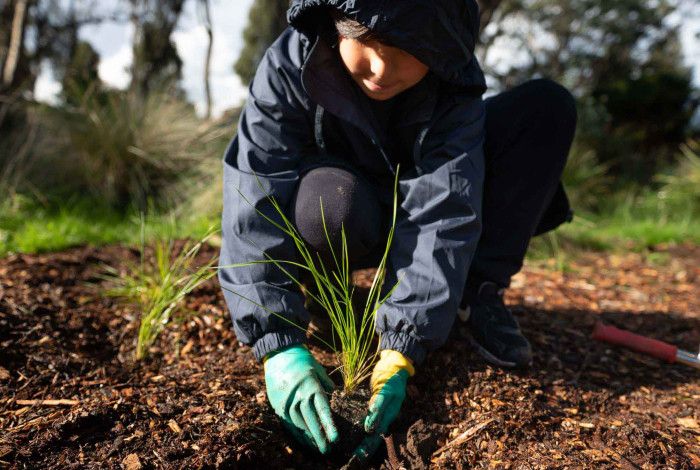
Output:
[291, 79, 577, 302]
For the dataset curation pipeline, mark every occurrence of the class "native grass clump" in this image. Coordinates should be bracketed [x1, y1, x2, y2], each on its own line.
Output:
[222, 172, 401, 392]
[47, 87, 224, 211]
[101, 223, 218, 360]
[657, 140, 700, 216]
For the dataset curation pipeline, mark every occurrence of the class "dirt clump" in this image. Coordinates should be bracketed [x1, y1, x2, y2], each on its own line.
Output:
[329, 387, 371, 464]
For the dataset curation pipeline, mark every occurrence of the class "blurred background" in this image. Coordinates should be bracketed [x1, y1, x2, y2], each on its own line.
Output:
[1, 0, 699, 257]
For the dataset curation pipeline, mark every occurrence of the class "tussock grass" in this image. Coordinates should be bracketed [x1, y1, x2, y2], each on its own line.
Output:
[221, 172, 401, 392]
[657, 140, 700, 215]
[47, 88, 225, 210]
[101, 221, 218, 360]
[561, 145, 611, 214]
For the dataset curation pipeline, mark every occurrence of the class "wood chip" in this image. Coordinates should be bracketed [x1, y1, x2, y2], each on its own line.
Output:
[180, 339, 194, 356]
[122, 453, 142, 470]
[0, 366, 10, 381]
[168, 419, 182, 433]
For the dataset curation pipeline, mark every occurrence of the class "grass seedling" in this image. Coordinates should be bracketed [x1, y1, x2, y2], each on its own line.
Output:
[221, 170, 401, 392]
[102, 220, 218, 360]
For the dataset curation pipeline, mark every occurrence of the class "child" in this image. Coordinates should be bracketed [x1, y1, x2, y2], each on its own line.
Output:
[218, 0, 577, 459]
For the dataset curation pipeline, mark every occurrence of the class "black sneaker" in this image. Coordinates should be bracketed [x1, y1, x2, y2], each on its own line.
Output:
[458, 281, 533, 368]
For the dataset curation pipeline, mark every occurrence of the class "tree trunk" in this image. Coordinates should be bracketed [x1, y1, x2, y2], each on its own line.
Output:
[200, 0, 213, 119]
[2, 0, 28, 89]
[0, 3, 14, 76]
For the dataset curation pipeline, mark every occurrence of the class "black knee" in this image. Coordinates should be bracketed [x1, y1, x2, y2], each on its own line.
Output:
[526, 78, 578, 131]
[519, 79, 578, 170]
[291, 166, 383, 264]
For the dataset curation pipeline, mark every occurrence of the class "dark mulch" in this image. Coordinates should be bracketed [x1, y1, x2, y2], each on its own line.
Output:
[1, 243, 699, 469]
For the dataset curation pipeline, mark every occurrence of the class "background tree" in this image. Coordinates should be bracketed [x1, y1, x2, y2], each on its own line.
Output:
[198, 0, 213, 119]
[0, 0, 125, 98]
[234, 0, 289, 85]
[1, 0, 30, 94]
[60, 40, 100, 104]
[129, 0, 185, 97]
[478, 0, 698, 181]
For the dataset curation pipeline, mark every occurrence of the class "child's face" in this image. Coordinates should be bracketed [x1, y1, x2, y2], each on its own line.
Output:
[338, 36, 429, 101]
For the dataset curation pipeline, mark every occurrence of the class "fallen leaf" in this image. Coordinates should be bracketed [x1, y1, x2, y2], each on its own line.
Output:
[677, 417, 699, 429]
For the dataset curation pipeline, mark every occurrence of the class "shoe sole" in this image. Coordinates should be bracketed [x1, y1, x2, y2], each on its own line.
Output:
[464, 332, 519, 368]
[457, 306, 532, 369]
[459, 309, 532, 369]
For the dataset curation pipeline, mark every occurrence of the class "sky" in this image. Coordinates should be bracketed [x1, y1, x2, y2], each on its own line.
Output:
[34, 1, 700, 119]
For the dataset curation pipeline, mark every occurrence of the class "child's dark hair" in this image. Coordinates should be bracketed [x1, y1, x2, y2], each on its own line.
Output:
[330, 9, 383, 43]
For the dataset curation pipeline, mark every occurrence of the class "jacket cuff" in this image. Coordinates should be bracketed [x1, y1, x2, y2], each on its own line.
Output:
[379, 331, 427, 366]
[252, 328, 307, 362]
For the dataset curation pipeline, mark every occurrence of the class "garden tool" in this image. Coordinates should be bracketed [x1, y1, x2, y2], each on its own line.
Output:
[592, 321, 700, 370]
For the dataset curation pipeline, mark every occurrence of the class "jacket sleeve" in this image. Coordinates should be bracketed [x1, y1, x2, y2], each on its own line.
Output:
[376, 94, 486, 366]
[218, 31, 314, 361]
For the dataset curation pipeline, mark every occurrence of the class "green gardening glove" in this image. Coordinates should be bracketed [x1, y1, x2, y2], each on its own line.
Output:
[264, 344, 339, 454]
[354, 350, 415, 460]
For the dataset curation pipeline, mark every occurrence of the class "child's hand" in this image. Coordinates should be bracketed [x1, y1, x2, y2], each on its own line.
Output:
[264, 345, 338, 454]
[354, 350, 414, 460]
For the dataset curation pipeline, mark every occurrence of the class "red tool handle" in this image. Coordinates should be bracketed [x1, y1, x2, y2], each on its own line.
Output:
[592, 321, 677, 363]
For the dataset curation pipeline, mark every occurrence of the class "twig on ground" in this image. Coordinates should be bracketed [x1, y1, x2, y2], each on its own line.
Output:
[431, 418, 495, 458]
[12, 399, 80, 406]
[384, 434, 401, 469]
[6, 411, 63, 433]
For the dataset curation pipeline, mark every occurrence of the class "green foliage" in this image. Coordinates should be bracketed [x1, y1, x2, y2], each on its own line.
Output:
[234, 0, 289, 84]
[561, 144, 611, 214]
[482, 0, 697, 183]
[0, 195, 220, 257]
[657, 140, 700, 215]
[483, 0, 681, 93]
[592, 56, 694, 180]
[101, 223, 218, 360]
[530, 171, 700, 259]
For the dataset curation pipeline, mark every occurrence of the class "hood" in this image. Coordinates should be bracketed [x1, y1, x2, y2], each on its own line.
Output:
[288, 0, 486, 90]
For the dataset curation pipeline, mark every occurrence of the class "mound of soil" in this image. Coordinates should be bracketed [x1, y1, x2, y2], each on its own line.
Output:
[1, 243, 699, 468]
[329, 387, 371, 463]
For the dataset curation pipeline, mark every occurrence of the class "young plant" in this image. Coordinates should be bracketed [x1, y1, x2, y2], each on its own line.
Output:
[221, 170, 401, 392]
[101, 221, 218, 360]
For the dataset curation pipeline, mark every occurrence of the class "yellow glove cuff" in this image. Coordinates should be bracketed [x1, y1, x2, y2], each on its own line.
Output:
[370, 350, 415, 397]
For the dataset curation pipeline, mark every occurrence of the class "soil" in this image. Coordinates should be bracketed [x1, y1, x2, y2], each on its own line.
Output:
[1, 243, 699, 469]
[329, 387, 371, 463]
